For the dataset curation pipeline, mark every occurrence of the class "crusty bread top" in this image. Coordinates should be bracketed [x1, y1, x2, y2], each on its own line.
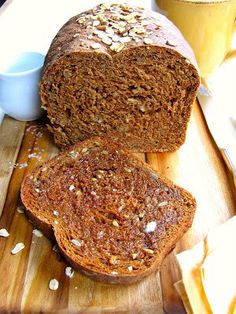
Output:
[43, 3, 199, 74]
[21, 137, 196, 283]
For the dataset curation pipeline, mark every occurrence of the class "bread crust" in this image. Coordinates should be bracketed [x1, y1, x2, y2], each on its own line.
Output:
[21, 136, 196, 284]
[40, 4, 200, 152]
[43, 5, 198, 71]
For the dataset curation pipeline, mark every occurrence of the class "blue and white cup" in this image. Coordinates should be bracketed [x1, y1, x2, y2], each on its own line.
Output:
[0, 51, 45, 124]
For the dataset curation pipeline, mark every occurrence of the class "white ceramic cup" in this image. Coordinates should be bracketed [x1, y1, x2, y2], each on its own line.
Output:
[0, 51, 45, 124]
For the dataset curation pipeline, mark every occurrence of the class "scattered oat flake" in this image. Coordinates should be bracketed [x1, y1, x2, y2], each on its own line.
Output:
[124, 167, 132, 173]
[91, 42, 101, 49]
[71, 239, 82, 247]
[139, 212, 145, 218]
[49, 279, 59, 291]
[143, 248, 154, 255]
[131, 253, 138, 260]
[11, 242, 25, 255]
[93, 29, 100, 35]
[144, 38, 153, 45]
[97, 230, 104, 239]
[118, 204, 124, 212]
[139, 105, 146, 112]
[112, 34, 120, 42]
[102, 37, 112, 46]
[69, 185, 75, 191]
[112, 220, 119, 228]
[98, 32, 105, 39]
[68, 151, 78, 158]
[26, 125, 44, 137]
[32, 229, 43, 237]
[119, 36, 131, 43]
[128, 266, 133, 271]
[9, 162, 28, 169]
[135, 28, 145, 34]
[81, 147, 88, 153]
[93, 20, 100, 27]
[144, 221, 157, 233]
[0, 228, 9, 237]
[158, 201, 168, 207]
[151, 172, 158, 179]
[65, 266, 74, 278]
[110, 42, 125, 52]
[17, 206, 25, 213]
[28, 153, 42, 161]
[52, 244, 59, 253]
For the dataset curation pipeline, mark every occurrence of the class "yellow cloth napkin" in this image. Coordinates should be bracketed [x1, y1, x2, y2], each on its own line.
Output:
[176, 216, 236, 314]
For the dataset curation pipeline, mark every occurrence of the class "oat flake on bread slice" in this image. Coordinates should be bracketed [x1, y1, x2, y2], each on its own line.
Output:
[21, 136, 196, 284]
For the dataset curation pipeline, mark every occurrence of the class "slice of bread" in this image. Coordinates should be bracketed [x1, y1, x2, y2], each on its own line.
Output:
[21, 137, 196, 284]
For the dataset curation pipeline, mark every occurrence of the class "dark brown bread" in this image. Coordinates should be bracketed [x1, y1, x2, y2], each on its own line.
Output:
[40, 3, 200, 152]
[21, 137, 196, 284]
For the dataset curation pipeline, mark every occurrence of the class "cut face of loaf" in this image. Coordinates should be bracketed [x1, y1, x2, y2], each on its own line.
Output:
[21, 137, 196, 284]
[40, 3, 200, 152]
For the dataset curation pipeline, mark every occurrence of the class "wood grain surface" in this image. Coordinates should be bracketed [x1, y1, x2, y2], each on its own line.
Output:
[0, 117, 26, 217]
[0, 102, 235, 314]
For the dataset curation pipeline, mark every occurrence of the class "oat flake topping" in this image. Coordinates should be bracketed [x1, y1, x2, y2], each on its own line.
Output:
[11, 242, 25, 255]
[49, 278, 59, 290]
[0, 229, 9, 238]
[74, 3, 162, 52]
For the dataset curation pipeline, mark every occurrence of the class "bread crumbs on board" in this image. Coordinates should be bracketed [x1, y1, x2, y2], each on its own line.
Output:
[49, 279, 59, 290]
[11, 243, 25, 255]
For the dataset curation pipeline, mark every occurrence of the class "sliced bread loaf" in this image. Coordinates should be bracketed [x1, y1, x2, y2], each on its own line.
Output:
[40, 3, 200, 152]
[21, 137, 196, 284]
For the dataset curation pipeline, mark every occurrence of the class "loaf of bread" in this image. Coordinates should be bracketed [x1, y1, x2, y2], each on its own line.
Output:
[40, 3, 200, 152]
[21, 137, 196, 284]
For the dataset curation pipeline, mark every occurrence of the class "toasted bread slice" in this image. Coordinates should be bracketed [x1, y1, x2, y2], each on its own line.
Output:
[21, 137, 196, 284]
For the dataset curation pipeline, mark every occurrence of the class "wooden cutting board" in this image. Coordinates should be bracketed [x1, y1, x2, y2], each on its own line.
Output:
[0, 101, 235, 314]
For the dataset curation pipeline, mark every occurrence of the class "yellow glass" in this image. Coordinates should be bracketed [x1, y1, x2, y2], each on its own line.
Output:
[156, 0, 236, 77]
